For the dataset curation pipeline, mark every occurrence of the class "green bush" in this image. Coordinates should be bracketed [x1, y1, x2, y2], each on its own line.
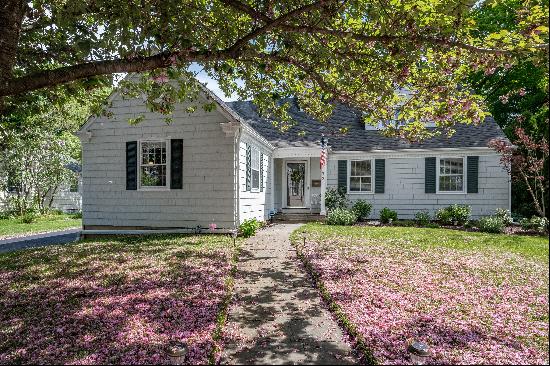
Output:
[352, 200, 372, 221]
[239, 218, 261, 238]
[414, 210, 431, 226]
[477, 216, 505, 233]
[325, 187, 348, 212]
[520, 216, 549, 233]
[326, 208, 357, 226]
[71, 211, 83, 219]
[425, 222, 441, 229]
[379, 207, 398, 224]
[47, 208, 64, 215]
[21, 212, 38, 224]
[393, 219, 416, 227]
[436, 204, 471, 225]
[435, 207, 453, 225]
[494, 208, 513, 226]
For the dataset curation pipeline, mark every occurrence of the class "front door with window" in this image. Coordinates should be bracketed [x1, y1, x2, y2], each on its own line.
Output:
[286, 162, 306, 207]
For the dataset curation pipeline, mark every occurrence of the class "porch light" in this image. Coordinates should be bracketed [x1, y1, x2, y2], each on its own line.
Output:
[407, 341, 429, 365]
[166, 342, 187, 365]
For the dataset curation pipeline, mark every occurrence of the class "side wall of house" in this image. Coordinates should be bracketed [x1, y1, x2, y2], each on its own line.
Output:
[237, 129, 273, 223]
[49, 180, 82, 213]
[327, 149, 510, 219]
[81, 92, 238, 230]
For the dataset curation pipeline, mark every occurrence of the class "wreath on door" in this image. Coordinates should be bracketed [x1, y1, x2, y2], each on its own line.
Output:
[290, 168, 304, 184]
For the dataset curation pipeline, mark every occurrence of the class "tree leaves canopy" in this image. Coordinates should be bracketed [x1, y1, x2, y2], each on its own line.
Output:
[1, 0, 548, 139]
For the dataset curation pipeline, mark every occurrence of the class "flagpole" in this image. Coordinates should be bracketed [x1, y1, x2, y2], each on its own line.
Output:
[320, 136, 327, 216]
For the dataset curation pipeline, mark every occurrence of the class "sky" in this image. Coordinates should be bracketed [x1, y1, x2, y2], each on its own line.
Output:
[188, 63, 240, 102]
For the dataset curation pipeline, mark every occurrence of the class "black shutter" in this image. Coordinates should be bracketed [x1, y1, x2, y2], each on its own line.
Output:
[260, 152, 264, 192]
[467, 156, 479, 193]
[338, 160, 347, 192]
[246, 144, 251, 191]
[375, 159, 385, 193]
[425, 157, 436, 193]
[170, 139, 183, 189]
[126, 141, 138, 190]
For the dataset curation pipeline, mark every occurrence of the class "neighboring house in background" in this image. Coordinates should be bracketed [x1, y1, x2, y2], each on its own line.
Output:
[0, 164, 82, 213]
[77, 79, 511, 233]
[47, 163, 83, 213]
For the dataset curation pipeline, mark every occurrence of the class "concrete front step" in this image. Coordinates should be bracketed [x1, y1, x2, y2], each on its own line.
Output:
[273, 214, 325, 222]
[281, 208, 321, 214]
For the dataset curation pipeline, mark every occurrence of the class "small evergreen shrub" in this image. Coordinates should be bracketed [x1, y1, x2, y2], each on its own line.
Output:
[477, 216, 505, 233]
[436, 204, 471, 225]
[394, 219, 415, 227]
[379, 207, 398, 224]
[352, 200, 372, 221]
[326, 208, 357, 226]
[414, 210, 431, 226]
[494, 208, 513, 226]
[520, 216, 549, 233]
[325, 187, 348, 211]
[239, 218, 261, 238]
[21, 212, 37, 224]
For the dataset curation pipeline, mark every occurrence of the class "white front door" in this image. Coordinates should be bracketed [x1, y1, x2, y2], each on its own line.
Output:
[285, 161, 308, 207]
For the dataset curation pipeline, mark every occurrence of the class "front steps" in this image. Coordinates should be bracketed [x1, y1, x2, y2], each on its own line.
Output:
[272, 208, 325, 223]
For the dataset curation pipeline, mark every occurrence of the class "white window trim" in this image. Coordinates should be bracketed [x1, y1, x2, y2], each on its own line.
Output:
[347, 159, 375, 194]
[138, 139, 171, 191]
[436, 156, 466, 194]
[250, 146, 261, 192]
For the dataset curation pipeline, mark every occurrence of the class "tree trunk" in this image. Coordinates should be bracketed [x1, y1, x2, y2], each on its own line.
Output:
[521, 170, 545, 217]
[0, 0, 25, 110]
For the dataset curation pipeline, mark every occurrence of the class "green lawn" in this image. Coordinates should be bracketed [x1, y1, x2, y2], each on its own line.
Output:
[291, 223, 549, 364]
[0, 234, 239, 364]
[0, 214, 81, 239]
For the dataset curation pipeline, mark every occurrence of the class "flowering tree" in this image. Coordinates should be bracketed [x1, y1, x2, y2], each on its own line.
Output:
[0, 0, 548, 140]
[0, 133, 76, 214]
[489, 127, 549, 217]
[0, 87, 110, 214]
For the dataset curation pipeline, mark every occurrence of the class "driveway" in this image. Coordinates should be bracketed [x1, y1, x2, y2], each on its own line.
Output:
[0, 229, 81, 253]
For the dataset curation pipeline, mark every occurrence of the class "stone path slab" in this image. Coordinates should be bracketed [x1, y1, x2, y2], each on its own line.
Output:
[222, 224, 356, 365]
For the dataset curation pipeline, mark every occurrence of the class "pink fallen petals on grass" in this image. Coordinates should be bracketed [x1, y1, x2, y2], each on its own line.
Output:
[300, 233, 549, 365]
[0, 236, 235, 365]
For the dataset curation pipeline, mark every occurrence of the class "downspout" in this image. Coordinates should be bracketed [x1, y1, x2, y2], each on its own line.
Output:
[235, 125, 242, 230]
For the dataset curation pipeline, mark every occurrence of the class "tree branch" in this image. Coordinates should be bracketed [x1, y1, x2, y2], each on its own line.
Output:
[0, 50, 231, 97]
[279, 25, 550, 54]
[225, 0, 338, 56]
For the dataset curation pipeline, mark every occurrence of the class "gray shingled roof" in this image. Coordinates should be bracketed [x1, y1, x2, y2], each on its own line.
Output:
[226, 99, 508, 151]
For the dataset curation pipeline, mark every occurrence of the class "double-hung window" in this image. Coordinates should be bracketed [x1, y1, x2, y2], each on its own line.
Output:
[349, 160, 373, 193]
[438, 157, 465, 193]
[251, 147, 260, 191]
[140, 141, 168, 188]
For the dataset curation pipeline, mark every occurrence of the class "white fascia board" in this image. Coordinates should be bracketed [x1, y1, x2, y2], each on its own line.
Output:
[272, 147, 325, 158]
[329, 147, 498, 159]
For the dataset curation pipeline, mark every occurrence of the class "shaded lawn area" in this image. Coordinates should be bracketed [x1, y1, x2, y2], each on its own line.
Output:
[291, 223, 549, 365]
[0, 214, 82, 239]
[0, 234, 238, 364]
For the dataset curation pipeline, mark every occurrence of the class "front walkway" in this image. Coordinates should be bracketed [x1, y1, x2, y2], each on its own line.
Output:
[222, 224, 356, 365]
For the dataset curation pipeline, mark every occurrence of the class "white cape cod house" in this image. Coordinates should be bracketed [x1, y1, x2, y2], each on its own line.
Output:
[77, 81, 510, 234]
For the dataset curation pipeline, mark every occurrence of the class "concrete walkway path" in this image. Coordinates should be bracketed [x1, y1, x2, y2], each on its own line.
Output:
[222, 224, 356, 365]
[0, 229, 81, 253]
